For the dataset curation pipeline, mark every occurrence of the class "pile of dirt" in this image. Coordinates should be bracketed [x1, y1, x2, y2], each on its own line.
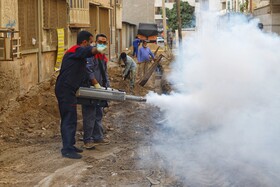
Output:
[0, 69, 20, 112]
[0, 60, 153, 147]
[0, 73, 60, 146]
[0, 46, 174, 147]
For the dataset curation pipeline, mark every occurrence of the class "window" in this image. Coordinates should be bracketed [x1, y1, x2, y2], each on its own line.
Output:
[0, 29, 21, 61]
[70, 0, 87, 8]
[18, 0, 38, 51]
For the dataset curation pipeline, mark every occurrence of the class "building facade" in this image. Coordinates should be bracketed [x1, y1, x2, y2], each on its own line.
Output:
[0, 0, 122, 109]
[194, 0, 280, 34]
[121, 0, 155, 50]
[253, 0, 280, 34]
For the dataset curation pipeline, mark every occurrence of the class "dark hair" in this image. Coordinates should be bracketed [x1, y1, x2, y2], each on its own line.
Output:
[96, 33, 107, 41]
[120, 52, 127, 59]
[258, 23, 263, 30]
[77, 31, 93, 44]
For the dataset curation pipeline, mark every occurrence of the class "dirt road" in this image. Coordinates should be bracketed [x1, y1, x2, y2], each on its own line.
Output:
[0, 101, 177, 186]
[0, 61, 181, 187]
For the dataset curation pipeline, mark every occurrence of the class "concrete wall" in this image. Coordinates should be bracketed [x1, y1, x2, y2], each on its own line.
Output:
[0, 0, 18, 30]
[41, 52, 56, 81]
[122, 22, 137, 50]
[254, 2, 280, 35]
[0, 0, 121, 108]
[122, 0, 155, 30]
[91, 0, 111, 6]
[272, 13, 280, 33]
[19, 54, 39, 94]
[0, 53, 38, 109]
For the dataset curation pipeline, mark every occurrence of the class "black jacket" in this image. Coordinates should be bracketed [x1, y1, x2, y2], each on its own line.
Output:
[55, 45, 94, 92]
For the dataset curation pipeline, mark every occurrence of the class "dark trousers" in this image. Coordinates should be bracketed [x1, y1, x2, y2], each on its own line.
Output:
[82, 104, 104, 143]
[55, 85, 77, 154]
[133, 47, 138, 57]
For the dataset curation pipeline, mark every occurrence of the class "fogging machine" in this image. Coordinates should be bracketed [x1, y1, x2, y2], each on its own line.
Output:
[76, 87, 146, 102]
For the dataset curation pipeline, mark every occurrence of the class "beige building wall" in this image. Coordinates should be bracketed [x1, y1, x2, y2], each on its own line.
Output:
[0, 0, 28, 109]
[91, 0, 111, 6]
[122, 22, 136, 50]
[0, 0, 18, 30]
[0, 0, 122, 109]
[121, 0, 154, 52]
[122, 0, 155, 30]
[254, 0, 280, 34]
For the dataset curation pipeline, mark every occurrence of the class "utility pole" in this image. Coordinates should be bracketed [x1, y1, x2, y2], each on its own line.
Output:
[176, 0, 182, 45]
[249, 0, 252, 13]
[162, 0, 167, 47]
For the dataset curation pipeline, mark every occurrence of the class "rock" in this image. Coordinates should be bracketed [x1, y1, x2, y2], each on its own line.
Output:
[42, 82, 51, 91]
[28, 123, 36, 128]
[146, 176, 160, 185]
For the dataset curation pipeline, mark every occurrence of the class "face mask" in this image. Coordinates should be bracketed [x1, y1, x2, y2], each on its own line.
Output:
[96, 44, 107, 54]
[97, 44, 107, 48]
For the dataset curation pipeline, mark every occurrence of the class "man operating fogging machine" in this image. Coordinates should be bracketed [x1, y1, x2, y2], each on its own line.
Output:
[55, 30, 106, 160]
[80, 33, 110, 150]
[77, 37, 146, 150]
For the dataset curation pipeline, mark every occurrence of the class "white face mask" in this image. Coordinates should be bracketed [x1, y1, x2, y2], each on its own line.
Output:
[97, 44, 107, 48]
[96, 44, 107, 54]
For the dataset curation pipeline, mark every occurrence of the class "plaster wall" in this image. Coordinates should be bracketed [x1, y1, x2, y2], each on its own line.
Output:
[122, 0, 155, 30]
[19, 54, 39, 94]
[254, 4, 280, 35]
[41, 52, 56, 81]
[0, 0, 18, 30]
[91, 0, 111, 7]
[0, 53, 38, 109]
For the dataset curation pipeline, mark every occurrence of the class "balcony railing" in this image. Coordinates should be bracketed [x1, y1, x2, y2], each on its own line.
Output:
[69, 0, 90, 28]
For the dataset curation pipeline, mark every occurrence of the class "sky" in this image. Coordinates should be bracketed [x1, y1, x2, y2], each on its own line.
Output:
[145, 11, 280, 186]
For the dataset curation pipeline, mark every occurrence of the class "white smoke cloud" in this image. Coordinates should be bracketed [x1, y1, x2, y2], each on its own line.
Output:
[146, 12, 280, 186]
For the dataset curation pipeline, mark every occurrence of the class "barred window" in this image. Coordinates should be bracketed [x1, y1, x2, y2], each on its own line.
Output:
[70, 0, 87, 8]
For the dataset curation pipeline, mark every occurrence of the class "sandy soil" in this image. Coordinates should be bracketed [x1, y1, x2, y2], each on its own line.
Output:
[0, 55, 180, 187]
[1, 47, 279, 187]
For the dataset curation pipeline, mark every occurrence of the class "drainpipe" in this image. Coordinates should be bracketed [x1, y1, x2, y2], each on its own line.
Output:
[37, 0, 43, 82]
[115, 0, 118, 57]
[110, 0, 113, 59]
[66, 0, 71, 49]
[162, 0, 167, 47]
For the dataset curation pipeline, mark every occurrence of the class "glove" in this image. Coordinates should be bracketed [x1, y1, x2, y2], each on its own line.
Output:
[94, 83, 101, 89]
[97, 44, 107, 54]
